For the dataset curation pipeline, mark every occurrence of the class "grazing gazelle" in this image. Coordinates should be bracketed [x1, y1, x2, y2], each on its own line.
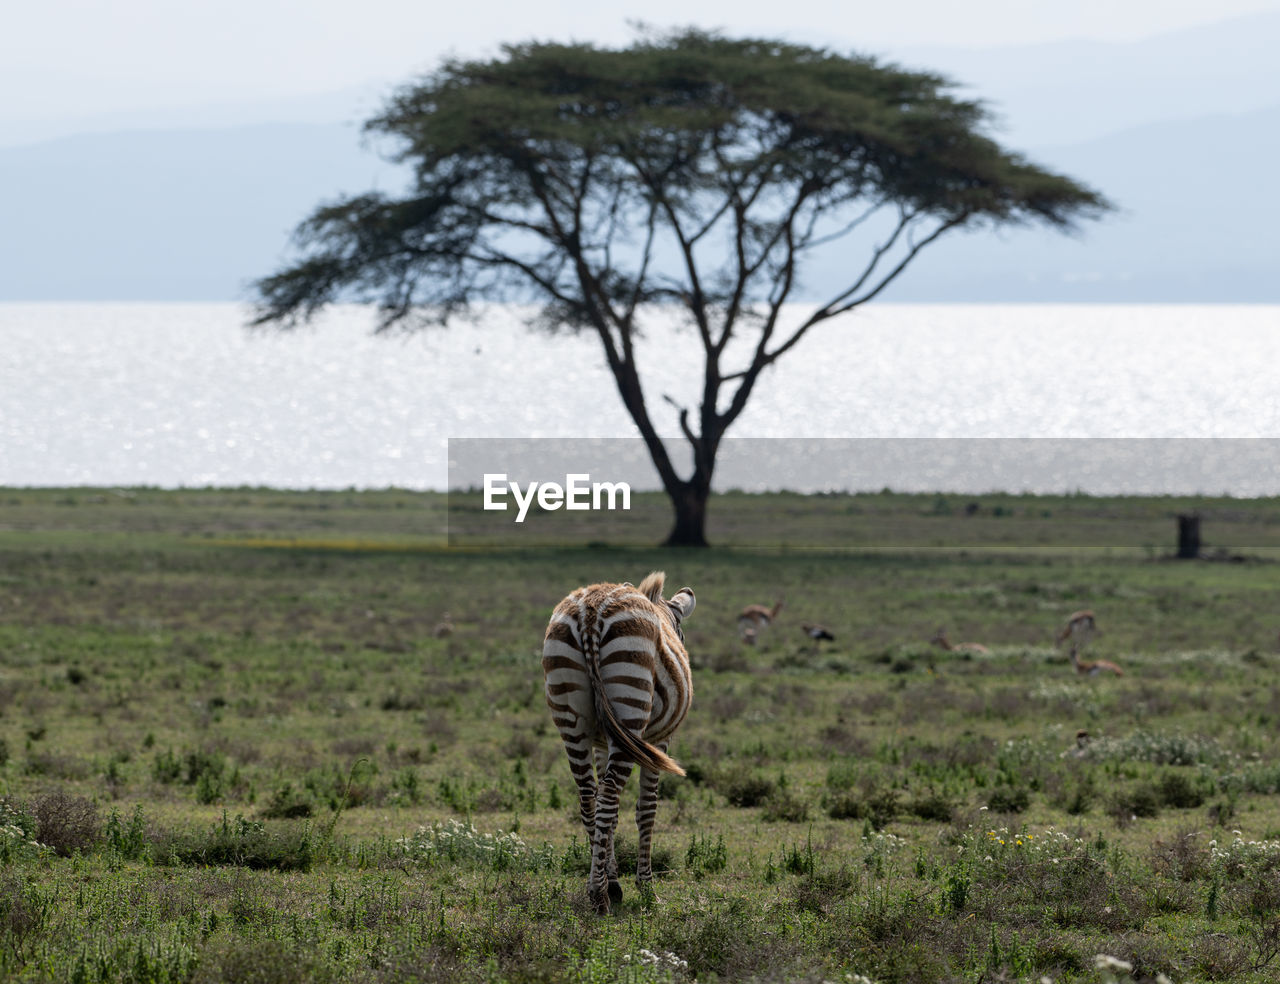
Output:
[1067, 645, 1124, 677]
[1056, 610, 1100, 648]
[929, 628, 990, 654]
[802, 623, 835, 642]
[1067, 729, 1092, 758]
[541, 572, 695, 914]
[737, 599, 783, 643]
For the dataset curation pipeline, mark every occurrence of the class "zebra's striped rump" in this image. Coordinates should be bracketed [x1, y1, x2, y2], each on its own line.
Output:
[542, 571, 695, 914]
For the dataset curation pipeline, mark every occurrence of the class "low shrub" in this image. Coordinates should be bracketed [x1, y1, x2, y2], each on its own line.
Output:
[907, 789, 957, 822]
[0, 873, 51, 957]
[714, 766, 775, 808]
[827, 787, 900, 829]
[685, 833, 727, 877]
[827, 791, 864, 821]
[612, 836, 676, 877]
[32, 790, 100, 856]
[1150, 828, 1211, 882]
[155, 814, 314, 871]
[1157, 770, 1207, 809]
[260, 783, 315, 819]
[1110, 784, 1161, 821]
[191, 939, 331, 984]
[987, 786, 1030, 814]
[102, 804, 149, 860]
[762, 789, 810, 823]
[397, 818, 553, 872]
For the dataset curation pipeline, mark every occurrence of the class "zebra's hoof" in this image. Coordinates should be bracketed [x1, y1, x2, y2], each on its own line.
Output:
[608, 879, 623, 904]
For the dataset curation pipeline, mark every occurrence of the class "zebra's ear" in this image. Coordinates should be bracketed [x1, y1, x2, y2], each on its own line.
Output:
[637, 571, 666, 603]
[669, 588, 695, 620]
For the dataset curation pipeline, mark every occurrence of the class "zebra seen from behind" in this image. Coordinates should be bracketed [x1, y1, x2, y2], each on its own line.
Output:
[542, 571, 695, 914]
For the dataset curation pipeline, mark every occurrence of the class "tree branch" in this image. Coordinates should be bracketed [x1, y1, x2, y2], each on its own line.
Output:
[663, 394, 698, 448]
[796, 196, 886, 252]
[828, 213, 969, 313]
[753, 211, 972, 372]
[622, 199, 661, 327]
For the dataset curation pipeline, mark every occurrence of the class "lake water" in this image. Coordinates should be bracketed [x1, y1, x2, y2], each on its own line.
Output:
[2, 302, 1279, 493]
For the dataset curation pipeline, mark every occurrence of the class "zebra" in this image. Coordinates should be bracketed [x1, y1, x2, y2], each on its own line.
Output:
[541, 571, 695, 914]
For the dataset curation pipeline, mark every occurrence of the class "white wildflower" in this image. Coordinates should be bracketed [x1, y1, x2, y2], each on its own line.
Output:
[628, 949, 688, 971]
[1093, 954, 1133, 973]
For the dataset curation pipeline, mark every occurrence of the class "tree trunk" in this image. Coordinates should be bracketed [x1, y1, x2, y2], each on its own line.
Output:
[664, 484, 710, 547]
[1176, 513, 1201, 559]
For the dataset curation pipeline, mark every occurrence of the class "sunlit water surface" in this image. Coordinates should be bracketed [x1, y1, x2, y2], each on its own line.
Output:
[2, 303, 1278, 491]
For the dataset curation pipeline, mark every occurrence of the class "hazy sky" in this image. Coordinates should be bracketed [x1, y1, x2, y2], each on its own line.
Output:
[7, 0, 1279, 123]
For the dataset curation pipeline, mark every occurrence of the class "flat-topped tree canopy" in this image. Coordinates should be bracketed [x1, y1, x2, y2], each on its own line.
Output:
[252, 29, 1110, 546]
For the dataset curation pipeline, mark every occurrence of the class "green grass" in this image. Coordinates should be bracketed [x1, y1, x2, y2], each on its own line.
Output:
[2, 487, 1280, 982]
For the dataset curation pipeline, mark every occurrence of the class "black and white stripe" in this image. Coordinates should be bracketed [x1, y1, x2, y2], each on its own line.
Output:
[542, 571, 695, 914]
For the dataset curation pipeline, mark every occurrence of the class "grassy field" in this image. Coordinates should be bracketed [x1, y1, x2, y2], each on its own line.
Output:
[3, 487, 1280, 983]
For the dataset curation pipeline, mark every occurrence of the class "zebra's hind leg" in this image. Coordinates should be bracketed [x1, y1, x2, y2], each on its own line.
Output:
[593, 746, 622, 904]
[590, 751, 634, 914]
[559, 733, 598, 885]
[634, 741, 666, 894]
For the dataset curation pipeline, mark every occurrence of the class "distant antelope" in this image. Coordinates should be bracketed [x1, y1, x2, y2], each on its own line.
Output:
[1056, 610, 1099, 648]
[1067, 645, 1123, 677]
[432, 613, 455, 638]
[737, 599, 783, 643]
[542, 572, 695, 914]
[930, 628, 990, 654]
[802, 623, 834, 642]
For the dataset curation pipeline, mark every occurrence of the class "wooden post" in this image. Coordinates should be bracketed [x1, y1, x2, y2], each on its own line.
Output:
[1176, 513, 1201, 559]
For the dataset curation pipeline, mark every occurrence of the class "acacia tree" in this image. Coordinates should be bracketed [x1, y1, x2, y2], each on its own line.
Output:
[252, 30, 1109, 546]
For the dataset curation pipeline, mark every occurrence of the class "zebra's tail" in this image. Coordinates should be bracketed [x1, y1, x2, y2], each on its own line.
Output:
[600, 702, 686, 776]
[584, 617, 685, 778]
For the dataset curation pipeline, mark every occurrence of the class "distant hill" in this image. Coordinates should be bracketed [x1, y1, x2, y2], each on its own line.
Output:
[872, 103, 1280, 302]
[0, 124, 406, 301]
[1, 10, 1277, 303]
[0, 84, 389, 150]
[876, 9, 1280, 148]
[1, 106, 1275, 303]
